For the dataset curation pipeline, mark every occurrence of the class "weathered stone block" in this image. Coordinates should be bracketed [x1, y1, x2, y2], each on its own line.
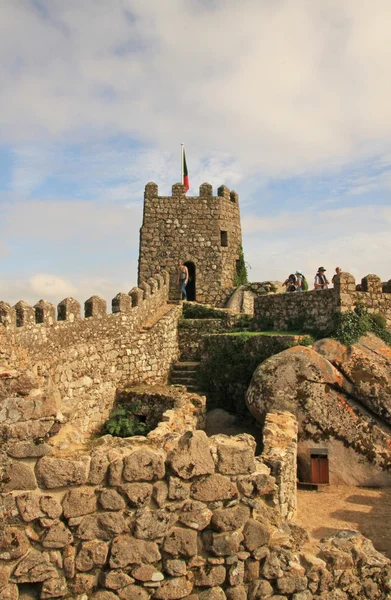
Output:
[168, 477, 189, 500]
[0, 527, 30, 561]
[191, 474, 238, 502]
[36, 456, 89, 488]
[122, 483, 153, 508]
[57, 297, 81, 321]
[63, 486, 97, 518]
[77, 512, 127, 541]
[134, 508, 172, 540]
[110, 535, 161, 568]
[211, 505, 250, 532]
[75, 540, 109, 572]
[178, 500, 213, 530]
[153, 577, 193, 600]
[193, 565, 226, 587]
[204, 530, 244, 556]
[168, 431, 215, 480]
[163, 527, 198, 557]
[100, 488, 126, 511]
[214, 435, 256, 475]
[199, 587, 226, 600]
[1, 461, 37, 491]
[42, 521, 73, 548]
[123, 450, 165, 482]
[242, 519, 270, 551]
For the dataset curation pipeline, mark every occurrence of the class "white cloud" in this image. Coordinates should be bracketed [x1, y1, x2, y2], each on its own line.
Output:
[243, 204, 391, 283]
[1, 1, 391, 176]
[29, 273, 77, 299]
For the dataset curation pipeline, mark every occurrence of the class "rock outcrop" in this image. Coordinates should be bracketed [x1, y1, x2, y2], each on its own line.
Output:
[246, 334, 391, 480]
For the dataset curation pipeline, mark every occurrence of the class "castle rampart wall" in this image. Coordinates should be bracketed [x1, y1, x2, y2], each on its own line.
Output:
[0, 271, 181, 444]
[254, 272, 391, 330]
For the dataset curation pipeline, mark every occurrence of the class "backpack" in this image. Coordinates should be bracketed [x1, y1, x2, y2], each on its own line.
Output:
[301, 277, 308, 291]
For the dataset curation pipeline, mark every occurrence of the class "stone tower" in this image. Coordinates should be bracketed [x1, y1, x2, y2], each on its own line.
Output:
[138, 181, 243, 306]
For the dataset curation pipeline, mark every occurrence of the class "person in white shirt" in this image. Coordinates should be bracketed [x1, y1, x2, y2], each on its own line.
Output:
[314, 267, 329, 290]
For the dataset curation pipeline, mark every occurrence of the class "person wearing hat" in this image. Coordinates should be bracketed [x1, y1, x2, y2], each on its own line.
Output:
[314, 267, 329, 290]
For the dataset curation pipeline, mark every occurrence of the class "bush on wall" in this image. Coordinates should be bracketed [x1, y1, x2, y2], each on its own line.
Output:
[233, 246, 248, 287]
[333, 305, 391, 347]
[102, 400, 151, 438]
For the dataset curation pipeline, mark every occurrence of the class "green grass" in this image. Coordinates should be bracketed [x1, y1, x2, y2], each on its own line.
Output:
[212, 330, 304, 337]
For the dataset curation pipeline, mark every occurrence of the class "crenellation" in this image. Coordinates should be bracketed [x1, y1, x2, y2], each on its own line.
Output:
[172, 182, 186, 197]
[144, 181, 159, 199]
[34, 299, 56, 325]
[112, 292, 132, 314]
[14, 299, 35, 327]
[361, 273, 382, 294]
[217, 184, 230, 199]
[84, 295, 107, 319]
[139, 280, 151, 299]
[230, 190, 239, 204]
[0, 301, 16, 327]
[58, 297, 81, 322]
[147, 277, 158, 295]
[199, 182, 213, 196]
[129, 286, 144, 307]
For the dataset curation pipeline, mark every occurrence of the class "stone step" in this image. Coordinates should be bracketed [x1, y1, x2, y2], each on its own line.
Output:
[171, 374, 198, 384]
[172, 361, 200, 372]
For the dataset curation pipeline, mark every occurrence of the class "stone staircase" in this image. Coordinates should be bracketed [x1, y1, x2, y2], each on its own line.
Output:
[170, 361, 203, 393]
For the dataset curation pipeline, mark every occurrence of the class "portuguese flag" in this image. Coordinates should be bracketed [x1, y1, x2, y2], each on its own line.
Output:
[182, 146, 189, 193]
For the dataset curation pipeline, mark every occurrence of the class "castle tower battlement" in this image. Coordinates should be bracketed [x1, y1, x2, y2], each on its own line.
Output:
[138, 182, 243, 306]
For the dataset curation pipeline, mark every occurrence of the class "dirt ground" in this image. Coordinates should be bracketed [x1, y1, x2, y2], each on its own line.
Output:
[295, 485, 391, 559]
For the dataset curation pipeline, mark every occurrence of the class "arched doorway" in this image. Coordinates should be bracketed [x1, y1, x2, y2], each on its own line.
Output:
[184, 261, 196, 301]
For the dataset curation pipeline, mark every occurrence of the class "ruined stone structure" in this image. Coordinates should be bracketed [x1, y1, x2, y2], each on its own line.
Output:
[138, 183, 243, 306]
[2, 177, 391, 598]
[254, 272, 391, 330]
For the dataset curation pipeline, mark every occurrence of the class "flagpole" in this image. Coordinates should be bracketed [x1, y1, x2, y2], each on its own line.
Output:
[181, 143, 184, 185]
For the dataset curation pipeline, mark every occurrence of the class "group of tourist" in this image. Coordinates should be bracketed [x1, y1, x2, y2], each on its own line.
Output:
[284, 267, 342, 293]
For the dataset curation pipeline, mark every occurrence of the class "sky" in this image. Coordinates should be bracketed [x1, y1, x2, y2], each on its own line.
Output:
[1, 0, 391, 308]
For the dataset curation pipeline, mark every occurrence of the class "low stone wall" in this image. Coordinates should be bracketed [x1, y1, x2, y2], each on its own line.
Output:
[2, 409, 391, 599]
[262, 413, 298, 520]
[254, 289, 337, 332]
[178, 319, 228, 360]
[253, 272, 391, 331]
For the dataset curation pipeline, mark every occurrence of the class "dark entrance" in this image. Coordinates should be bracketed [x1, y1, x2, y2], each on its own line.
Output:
[184, 261, 196, 301]
[311, 454, 329, 484]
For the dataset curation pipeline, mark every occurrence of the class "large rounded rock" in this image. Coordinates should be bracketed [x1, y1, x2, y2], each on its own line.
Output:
[246, 345, 348, 422]
[245, 342, 391, 476]
[314, 333, 391, 425]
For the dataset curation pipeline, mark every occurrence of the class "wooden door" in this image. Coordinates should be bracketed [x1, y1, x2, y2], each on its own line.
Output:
[311, 455, 329, 484]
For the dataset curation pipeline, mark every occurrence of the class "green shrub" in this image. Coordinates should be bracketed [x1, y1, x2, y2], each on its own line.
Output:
[182, 303, 226, 319]
[332, 305, 391, 347]
[102, 401, 151, 438]
[233, 246, 248, 286]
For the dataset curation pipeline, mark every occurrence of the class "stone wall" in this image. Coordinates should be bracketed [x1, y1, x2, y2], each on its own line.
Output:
[178, 320, 229, 361]
[138, 183, 242, 306]
[253, 271, 391, 331]
[0, 272, 182, 445]
[2, 408, 391, 599]
[262, 413, 298, 521]
[254, 289, 337, 332]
